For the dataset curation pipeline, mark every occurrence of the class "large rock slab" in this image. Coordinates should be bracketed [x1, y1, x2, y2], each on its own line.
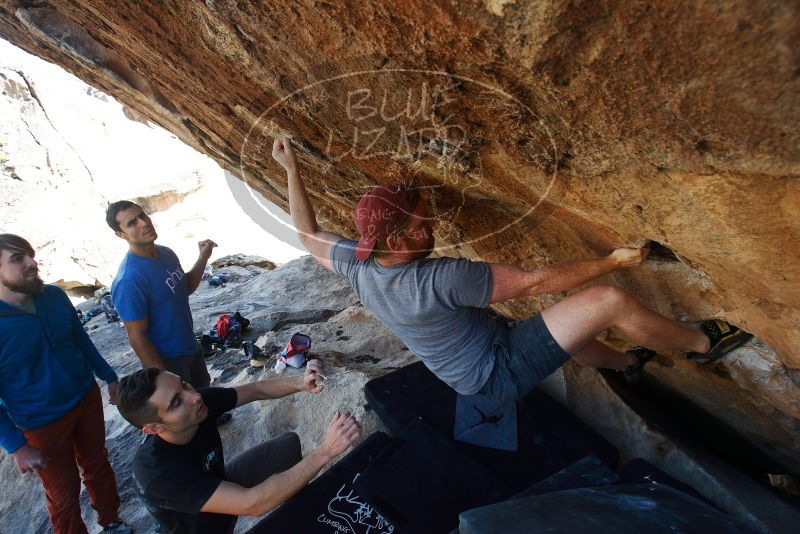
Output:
[0, 0, 798, 514]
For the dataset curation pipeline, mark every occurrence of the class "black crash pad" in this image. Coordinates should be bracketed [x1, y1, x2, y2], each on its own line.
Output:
[364, 362, 618, 491]
[247, 432, 396, 534]
[354, 419, 513, 534]
[616, 457, 713, 506]
[458, 483, 757, 534]
[513, 454, 619, 499]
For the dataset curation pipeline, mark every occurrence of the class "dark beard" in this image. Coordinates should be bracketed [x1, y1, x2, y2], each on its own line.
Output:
[3, 275, 44, 295]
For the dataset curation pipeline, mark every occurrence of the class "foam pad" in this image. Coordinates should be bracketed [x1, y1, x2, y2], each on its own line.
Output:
[354, 419, 513, 534]
[454, 393, 518, 451]
[458, 484, 757, 534]
[513, 454, 618, 500]
[617, 458, 712, 506]
[364, 362, 619, 491]
[248, 432, 396, 534]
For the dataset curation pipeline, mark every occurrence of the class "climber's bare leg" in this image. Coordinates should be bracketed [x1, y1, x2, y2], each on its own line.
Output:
[541, 285, 710, 355]
[572, 340, 635, 370]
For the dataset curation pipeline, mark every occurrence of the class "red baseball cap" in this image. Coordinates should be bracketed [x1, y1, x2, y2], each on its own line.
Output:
[354, 184, 418, 261]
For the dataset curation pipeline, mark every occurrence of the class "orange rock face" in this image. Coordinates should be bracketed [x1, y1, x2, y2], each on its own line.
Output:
[1, 1, 798, 470]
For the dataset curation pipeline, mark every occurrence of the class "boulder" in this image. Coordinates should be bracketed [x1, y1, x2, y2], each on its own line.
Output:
[211, 253, 277, 270]
[0, 0, 798, 527]
[0, 1, 795, 471]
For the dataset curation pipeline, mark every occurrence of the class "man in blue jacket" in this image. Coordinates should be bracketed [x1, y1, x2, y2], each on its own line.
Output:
[0, 234, 131, 534]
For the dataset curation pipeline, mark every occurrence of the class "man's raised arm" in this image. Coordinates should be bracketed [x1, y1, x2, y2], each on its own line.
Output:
[489, 247, 648, 303]
[272, 138, 343, 271]
[186, 239, 217, 294]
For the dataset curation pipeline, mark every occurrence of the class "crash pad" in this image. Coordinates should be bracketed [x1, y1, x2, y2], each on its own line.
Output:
[364, 362, 618, 491]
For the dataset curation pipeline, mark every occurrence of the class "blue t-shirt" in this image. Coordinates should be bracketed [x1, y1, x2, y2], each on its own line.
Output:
[112, 245, 198, 358]
[330, 239, 499, 395]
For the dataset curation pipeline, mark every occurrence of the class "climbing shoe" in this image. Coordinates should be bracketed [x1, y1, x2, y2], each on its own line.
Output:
[622, 347, 657, 384]
[685, 320, 753, 363]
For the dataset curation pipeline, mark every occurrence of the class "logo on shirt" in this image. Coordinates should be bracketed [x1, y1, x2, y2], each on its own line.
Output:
[232, 65, 559, 253]
[164, 267, 185, 295]
[202, 449, 219, 473]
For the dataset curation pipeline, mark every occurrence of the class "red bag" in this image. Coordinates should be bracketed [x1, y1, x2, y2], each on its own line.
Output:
[215, 314, 231, 342]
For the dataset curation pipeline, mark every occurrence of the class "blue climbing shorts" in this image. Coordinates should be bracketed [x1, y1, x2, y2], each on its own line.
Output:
[479, 313, 571, 404]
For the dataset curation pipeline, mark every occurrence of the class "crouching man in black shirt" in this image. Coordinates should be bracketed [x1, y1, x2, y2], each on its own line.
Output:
[116, 363, 360, 533]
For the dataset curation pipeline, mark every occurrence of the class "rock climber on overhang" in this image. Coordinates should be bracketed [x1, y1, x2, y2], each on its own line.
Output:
[270, 137, 753, 402]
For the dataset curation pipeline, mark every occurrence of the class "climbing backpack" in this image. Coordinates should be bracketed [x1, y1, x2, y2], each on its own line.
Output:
[208, 312, 249, 349]
[215, 314, 232, 341]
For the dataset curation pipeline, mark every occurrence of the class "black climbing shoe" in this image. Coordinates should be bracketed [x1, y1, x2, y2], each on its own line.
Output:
[685, 320, 753, 363]
[623, 347, 657, 384]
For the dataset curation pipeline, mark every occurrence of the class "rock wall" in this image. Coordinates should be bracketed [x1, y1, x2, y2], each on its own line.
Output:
[0, 0, 798, 480]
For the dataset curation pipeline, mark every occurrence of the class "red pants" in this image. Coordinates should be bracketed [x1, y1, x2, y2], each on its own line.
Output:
[23, 382, 120, 534]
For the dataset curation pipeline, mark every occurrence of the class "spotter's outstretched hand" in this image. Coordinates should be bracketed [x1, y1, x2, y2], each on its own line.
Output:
[303, 359, 325, 394]
[320, 411, 360, 460]
[198, 239, 217, 260]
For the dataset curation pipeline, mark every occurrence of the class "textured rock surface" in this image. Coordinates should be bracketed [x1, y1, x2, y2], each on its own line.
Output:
[0, 0, 798, 497]
[212, 253, 277, 271]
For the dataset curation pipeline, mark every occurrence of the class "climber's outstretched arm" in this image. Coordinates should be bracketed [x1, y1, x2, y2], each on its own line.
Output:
[272, 138, 343, 271]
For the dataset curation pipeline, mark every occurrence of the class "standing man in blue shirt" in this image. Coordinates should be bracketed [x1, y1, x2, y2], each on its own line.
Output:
[0, 234, 131, 534]
[107, 201, 221, 398]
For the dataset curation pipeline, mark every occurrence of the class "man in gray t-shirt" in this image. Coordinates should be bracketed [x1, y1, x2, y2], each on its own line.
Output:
[330, 242, 496, 394]
[270, 138, 751, 402]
